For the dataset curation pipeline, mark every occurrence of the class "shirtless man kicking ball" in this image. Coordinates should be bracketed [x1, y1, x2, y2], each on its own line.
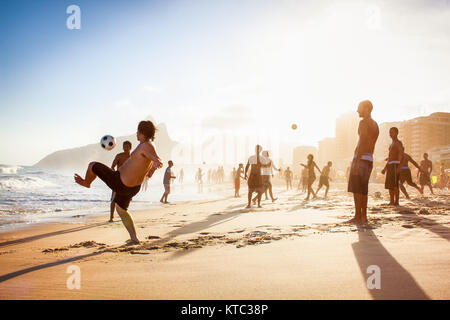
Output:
[74, 121, 163, 244]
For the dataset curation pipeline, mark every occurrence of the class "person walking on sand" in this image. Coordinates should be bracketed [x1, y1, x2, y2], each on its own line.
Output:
[234, 163, 244, 197]
[196, 168, 204, 193]
[381, 127, 404, 206]
[160, 160, 176, 204]
[398, 153, 423, 199]
[347, 100, 379, 224]
[316, 161, 332, 198]
[74, 121, 163, 244]
[284, 167, 293, 190]
[244, 145, 271, 208]
[418, 153, 434, 195]
[109, 140, 132, 222]
[301, 154, 321, 200]
[252, 150, 280, 203]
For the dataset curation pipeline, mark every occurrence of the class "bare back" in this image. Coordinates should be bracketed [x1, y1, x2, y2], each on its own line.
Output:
[355, 118, 379, 155]
[118, 143, 154, 187]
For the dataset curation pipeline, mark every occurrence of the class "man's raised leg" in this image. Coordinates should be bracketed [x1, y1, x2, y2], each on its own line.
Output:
[74, 162, 97, 188]
[115, 204, 139, 244]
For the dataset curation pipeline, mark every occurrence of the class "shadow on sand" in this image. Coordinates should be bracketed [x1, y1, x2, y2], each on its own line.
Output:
[0, 222, 109, 248]
[351, 225, 429, 299]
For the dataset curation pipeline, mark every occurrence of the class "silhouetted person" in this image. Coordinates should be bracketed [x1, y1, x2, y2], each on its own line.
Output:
[316, 161, 332, 198]
[284, 167, 293, 190]
[234, 163, 244, 197]
[244, 145, 270, 208]
[381, 127, 404, 205]
[347, 100, 379, 224]
[160, 160, 176, 203]
[301, 154, 321, 200]
[419, 153, 434, 195]
[398, 153, 423, 199]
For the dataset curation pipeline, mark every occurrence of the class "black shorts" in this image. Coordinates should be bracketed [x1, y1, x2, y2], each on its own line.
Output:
[92, 162, 140, 210]
[419, 172, 431, 186]
[348, 159, 373, 195]
[248, 173, 263, 189]
[385, 163, 399, 190]
[318, 176, 329, 188]
[399, 168, 413, 185]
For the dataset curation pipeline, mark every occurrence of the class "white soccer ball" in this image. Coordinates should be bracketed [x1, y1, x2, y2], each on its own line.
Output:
[100, 135, 116, 151]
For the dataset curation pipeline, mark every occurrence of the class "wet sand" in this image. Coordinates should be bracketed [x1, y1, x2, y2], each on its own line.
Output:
[0, 183, 449, 299]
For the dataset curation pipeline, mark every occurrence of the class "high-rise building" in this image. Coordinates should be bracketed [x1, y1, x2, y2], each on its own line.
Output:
[335, 112, 359, 162]
[318, 137, 336, 166]
[375, 113, 450, 162]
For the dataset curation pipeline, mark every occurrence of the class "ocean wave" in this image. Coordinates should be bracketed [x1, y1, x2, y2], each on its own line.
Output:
[0, 166, 22, 174]
[0, 175, 57, 190]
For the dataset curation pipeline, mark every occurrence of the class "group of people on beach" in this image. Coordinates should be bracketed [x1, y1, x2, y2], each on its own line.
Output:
[73, 100, 444, 243]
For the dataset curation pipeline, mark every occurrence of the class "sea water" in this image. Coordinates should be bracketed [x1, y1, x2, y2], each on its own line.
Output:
[0, 164, 222, 231]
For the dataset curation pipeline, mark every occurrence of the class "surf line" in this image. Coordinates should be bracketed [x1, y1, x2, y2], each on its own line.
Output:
[181, 304, 215, 318]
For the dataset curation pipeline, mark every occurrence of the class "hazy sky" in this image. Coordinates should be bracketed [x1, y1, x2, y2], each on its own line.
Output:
[1, 0, 450, 165]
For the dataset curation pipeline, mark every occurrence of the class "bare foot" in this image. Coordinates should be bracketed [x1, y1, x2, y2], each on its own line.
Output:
[258, 205, 262, 208]
[108, 219, 114, 223]
[126, 239, 140, 245]
[272, 197, 278, 203]
[346, 217, 361, 224]
[74, 174, 90, 188]
[246, 205, 251, 209]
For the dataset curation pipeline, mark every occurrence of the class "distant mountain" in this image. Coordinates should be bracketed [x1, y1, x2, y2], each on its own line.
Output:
[34, 122, 177, 170]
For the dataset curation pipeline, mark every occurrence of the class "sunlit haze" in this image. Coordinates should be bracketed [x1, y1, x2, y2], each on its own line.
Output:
[1, 0, 449, 165]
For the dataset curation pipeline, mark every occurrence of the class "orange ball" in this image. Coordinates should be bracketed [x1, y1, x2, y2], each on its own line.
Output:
[291, 124, 298, 130]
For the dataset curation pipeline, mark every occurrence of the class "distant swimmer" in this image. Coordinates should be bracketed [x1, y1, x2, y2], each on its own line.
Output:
[234, 163, 244, 197]
[347, 100, 379, 224]
[284, 167, 293, 190]
[316, 161, 332, 198]
[244, 145, 271, 208]
[301, 154, 321, 200]
[252, 151, 280, 203]
[109, 140, 132, 222]
[160, 160, 176, 204]
[74, 121, 163, 244]
[196, 168, 204, 193]
[381, 127, 404, 206]
[418, 153, 434, 195]
[398, 153, 423, 199]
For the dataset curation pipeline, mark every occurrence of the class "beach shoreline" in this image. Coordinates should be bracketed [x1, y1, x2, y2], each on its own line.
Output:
[0, 184, 449, 300]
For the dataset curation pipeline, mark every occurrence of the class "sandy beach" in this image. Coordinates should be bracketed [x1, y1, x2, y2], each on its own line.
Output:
[0, 183, 448, 300]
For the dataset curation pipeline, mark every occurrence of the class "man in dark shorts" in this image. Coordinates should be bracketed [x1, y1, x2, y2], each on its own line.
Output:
[381, 127, 404, 205]
[74, 121, 163, 244]
[398, 153, 423, 199]
[419, 153, 434, 195]
[109, 141, 132, 222]
[347, 100, 379, 224]
[160, 160, 176, 204]
[244, 145, 270, 208]
[316, 161, 332, 198]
